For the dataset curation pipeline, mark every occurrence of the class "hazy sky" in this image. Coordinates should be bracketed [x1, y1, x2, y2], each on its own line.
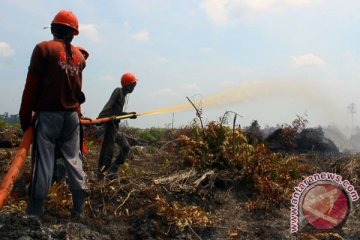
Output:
[1, 0, 360, 129]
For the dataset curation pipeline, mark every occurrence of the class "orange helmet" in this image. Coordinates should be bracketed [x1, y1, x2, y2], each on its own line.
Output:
[77, 46, 89, 60]
[51, 10, 79, 35]
[121, 72, 138, 87]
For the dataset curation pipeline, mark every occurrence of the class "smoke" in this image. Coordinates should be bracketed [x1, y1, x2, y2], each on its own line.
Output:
[323, 125, 360, 153]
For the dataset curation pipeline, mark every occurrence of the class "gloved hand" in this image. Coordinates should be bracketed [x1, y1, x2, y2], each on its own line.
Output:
[20, 112, 38, 133]
[20, 118, 31, 133]
[129, 112, 137, 119]
[79, 92, 86, 104]
[95, 118, 104, 126]
[80, 115, 92, 121]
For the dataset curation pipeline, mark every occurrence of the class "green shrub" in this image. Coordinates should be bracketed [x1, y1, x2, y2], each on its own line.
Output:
[176, 120, 304, 210]
[0, 119, 7, 129]
[139, 127, 167, 145]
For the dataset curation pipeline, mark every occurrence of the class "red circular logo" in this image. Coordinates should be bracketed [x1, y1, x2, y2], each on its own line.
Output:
[301, 182, 350, 230]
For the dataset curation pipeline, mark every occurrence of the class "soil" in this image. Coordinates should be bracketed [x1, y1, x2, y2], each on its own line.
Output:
[0, 127, 360, 240]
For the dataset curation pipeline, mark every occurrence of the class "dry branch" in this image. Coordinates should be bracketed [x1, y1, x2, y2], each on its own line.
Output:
[153, 169, 197, 185]
[114, 189, 136, 216]
[193, 170, 215, 188]
[186, 96, 205, 134]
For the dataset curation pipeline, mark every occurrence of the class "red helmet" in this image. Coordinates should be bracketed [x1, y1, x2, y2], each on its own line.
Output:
[121, 72, 138, 87]
[51, 10, 79, 35]
[77, 46, 89, 60]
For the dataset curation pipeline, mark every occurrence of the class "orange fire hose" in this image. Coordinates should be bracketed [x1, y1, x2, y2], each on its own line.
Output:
[0, 126, 33, 209]
[80, 113, 138, 125]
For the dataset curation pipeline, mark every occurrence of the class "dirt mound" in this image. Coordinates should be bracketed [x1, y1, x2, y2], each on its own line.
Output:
[0, 128, 21, 148]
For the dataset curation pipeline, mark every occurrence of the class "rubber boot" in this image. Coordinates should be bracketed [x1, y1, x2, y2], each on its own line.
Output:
[71, 190, 90, 219]
[107, 162, 119, 180]
[27, 198, 45, 220]
[97, 165, 107, 180]
[114, 147, 129, 166]
[108, 162, 119, 174]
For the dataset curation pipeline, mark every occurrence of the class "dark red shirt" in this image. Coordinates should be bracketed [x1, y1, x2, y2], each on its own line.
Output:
[19, 40, 86, 130]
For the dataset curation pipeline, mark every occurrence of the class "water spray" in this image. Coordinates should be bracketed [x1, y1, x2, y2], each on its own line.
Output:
[81, 79, 341, 125]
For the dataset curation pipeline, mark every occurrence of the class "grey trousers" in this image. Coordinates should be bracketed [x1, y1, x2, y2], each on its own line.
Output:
[28, 111, 88, 216]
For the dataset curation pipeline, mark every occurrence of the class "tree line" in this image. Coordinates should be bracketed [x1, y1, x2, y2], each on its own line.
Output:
[0, 112, 19, 125]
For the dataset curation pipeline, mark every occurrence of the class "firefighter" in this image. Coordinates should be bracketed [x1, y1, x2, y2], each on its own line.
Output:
[97, 72, 138, 179]
[19, 10, 89, 219]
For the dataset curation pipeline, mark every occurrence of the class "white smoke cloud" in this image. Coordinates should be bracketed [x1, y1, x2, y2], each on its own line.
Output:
[200, 0, 323, 25]
[79, 24, 101, 43]
[243, 0, 318, 11]
[131, 30, 150, 41]
[292, 53, 327, 68]
[0, 42, 15, 57]
[200, 0, 230, 25]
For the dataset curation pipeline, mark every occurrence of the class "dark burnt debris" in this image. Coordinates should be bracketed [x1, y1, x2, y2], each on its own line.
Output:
[264, 127, 339, 154]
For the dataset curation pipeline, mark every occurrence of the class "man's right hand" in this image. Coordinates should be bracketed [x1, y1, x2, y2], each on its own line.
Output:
[129, 112, 137, 119]
[20, 112, 38, 133]
[20, 120, 30, 133]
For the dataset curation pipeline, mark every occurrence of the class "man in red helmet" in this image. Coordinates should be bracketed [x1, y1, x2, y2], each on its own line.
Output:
[19, 10, 89, 219]
[97, 72, 138, 179]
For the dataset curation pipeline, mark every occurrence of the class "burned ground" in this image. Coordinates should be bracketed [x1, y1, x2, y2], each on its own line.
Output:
[0, 124, 360, 240]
